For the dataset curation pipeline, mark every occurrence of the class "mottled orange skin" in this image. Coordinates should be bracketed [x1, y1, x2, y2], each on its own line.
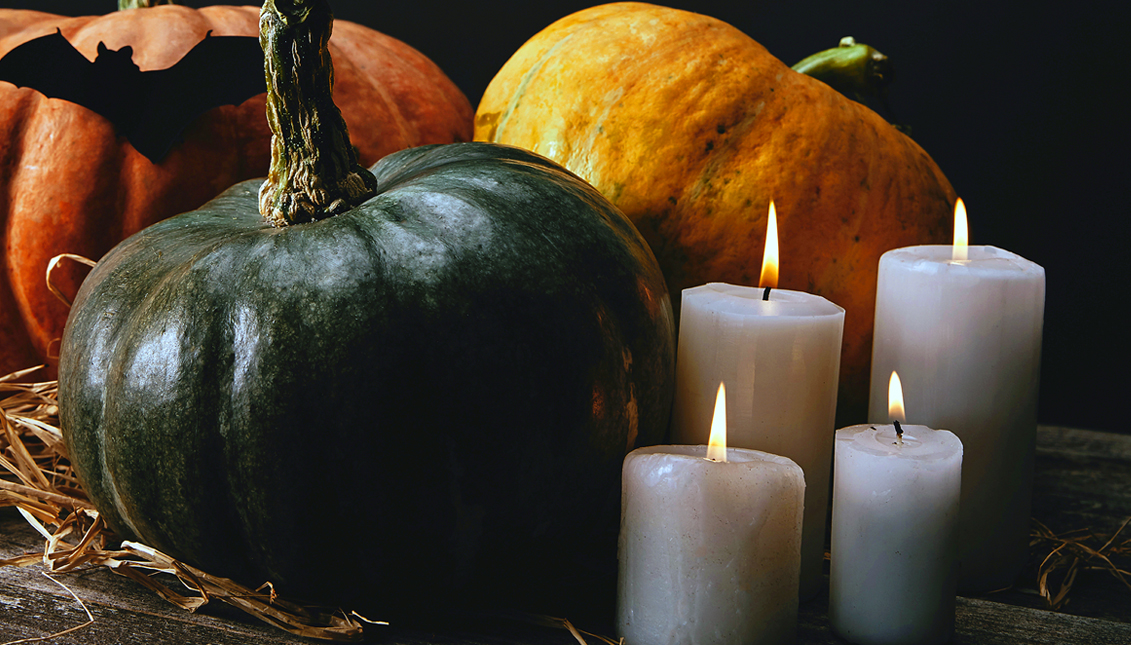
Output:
[0, 5, 473, 376]
[475, 2, 954, 423]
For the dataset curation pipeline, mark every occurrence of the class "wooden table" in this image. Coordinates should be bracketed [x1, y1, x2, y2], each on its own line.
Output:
[3, 426, 1129, 644]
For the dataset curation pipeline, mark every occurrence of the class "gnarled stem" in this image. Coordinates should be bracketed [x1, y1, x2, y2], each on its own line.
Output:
[258, 0, 379, 227]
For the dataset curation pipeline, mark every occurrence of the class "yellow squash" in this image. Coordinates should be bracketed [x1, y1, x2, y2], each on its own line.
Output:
[475, 2, 955, 423]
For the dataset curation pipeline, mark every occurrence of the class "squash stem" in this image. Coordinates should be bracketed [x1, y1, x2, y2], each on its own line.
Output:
[792, 37, 909, 134]
[118, 0, 174, 9]
[791, 36, 893, 102]
[258, 0, 379, 227]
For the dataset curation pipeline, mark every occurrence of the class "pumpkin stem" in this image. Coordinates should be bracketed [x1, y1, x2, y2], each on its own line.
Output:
[118, 0, 175, 9]
[257, 0, 379, 227]
[792, 37, 910, 134]
[791, 37, 894, 101]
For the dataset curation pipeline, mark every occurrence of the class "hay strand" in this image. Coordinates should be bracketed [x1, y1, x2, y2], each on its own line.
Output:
[1030, 516, 1131, 610]
[1, 368, 365, 641]
[0, 572, 95, 645]
[496, 612, 623, 645]
[45, 253, 96, 309]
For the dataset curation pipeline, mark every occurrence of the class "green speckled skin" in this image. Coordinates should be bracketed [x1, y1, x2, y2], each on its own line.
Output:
[58, 142, 675, 616]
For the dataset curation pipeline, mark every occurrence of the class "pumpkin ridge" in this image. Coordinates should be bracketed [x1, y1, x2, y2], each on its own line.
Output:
[7, 100, 123, 362]
[73, 204, 277, 563]
[63, 261, 160, 543]
[554, 19, 774, 214]
[0, 89, 36, 206]
[0, 91, 41, 371]
[102, 282, 243, 562]
[567, 26, 753, 173]
[490, 30, 582, 145]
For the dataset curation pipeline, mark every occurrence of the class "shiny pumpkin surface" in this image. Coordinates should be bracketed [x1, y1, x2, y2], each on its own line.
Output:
[475, 2, 955, 421]
[58, 142, 675, 614]
[0, 5, 473, 376]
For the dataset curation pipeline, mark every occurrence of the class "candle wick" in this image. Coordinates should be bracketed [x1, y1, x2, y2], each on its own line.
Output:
[762, 287, 771, 301]
[894, 420, 904, 447]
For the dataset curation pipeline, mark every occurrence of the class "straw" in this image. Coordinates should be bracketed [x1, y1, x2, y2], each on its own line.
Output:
[1, 368, 364, 641]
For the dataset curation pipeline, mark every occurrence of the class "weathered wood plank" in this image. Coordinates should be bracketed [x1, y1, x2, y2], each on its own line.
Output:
[6, 562, 1129, 645]
[976, 426, 1131, 623]
[1031, 426, 1131, 531]
[0, 561, 589, 645]
[954, 596, 1131, 645]
[0, 575, 320, 645]
[793, 587, 1131, 645]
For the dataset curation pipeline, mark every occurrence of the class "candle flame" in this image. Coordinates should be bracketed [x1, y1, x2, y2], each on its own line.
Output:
[759, 201, 779, 288]
[707, 382, 727, 462]
[952, 198, 968, 261]
[888, 371, 907, 424]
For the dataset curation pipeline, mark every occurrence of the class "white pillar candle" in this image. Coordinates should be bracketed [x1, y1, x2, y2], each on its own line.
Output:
[671, 282, 844, 599]
[829, 423, 963, 645]
[869, 245, 1044, 591]
[617, 444, 805, 645]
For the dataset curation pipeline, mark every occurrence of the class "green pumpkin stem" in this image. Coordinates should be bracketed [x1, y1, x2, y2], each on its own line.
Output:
[791, 36, 894, 101]
[258, 0, 379, 227]
[118, 0, 175, 9]
[792, 36, 909, 134]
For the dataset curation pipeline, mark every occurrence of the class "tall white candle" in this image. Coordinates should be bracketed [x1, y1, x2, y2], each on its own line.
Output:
[830, 423, 963, 645]
[617, 444, 805, 645]
[672, 282, 843, 598]
[869, 244, 1044, 591]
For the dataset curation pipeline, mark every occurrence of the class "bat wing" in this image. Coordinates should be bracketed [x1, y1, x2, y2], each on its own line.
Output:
[128, 33, 265, 163]
[0, 29, 99, 108]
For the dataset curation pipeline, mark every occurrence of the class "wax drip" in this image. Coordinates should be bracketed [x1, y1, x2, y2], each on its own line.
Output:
[762, 287, 772, 301]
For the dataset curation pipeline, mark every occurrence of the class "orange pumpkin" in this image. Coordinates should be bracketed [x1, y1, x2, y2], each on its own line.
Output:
[0, 3, 473, 376]
[475, 2, 955, 423]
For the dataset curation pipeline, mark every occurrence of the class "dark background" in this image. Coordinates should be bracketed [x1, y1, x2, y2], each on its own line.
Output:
[6, 1, 1128, 433]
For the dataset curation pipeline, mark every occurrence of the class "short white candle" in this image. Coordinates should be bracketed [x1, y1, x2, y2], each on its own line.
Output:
[830, 423, 963, 645]
[671, 282, 843, 598]
[617, 444, 805, 645]
[869, 244, 1044, 591]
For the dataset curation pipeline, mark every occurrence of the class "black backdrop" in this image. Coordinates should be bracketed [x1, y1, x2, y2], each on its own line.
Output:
[5, 1, 1128, 433]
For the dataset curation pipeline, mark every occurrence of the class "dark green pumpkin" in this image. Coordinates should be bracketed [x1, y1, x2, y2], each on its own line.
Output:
[58, 0, 674, 618]
[59, 140, 675, 614]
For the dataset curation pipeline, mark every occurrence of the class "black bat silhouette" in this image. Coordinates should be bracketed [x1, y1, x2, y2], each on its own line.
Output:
[0, 29, 264, 163]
